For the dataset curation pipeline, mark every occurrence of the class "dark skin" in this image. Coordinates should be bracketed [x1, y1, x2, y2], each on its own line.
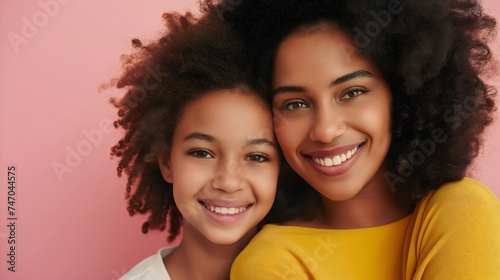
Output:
[284, 168, 413, 229]
[273, 25, 413, 230]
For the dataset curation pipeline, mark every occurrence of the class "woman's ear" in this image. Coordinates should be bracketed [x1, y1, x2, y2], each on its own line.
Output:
[158, 153, 173, 184]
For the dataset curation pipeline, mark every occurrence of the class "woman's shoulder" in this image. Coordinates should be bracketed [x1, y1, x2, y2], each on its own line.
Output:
[405, 179, 500, 278]
[421, 177, 499, 210]
[231, 225, 317, 279]
[249, 224, 302, 245]
[237, 223, 323, 257]
[412, 177, 500, 231]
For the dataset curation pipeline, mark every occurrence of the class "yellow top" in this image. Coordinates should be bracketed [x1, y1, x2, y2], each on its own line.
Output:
[230, 178, 500, 279]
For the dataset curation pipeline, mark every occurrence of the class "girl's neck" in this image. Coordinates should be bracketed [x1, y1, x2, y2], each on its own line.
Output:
[314, 168, 413, 229]
[163, 223, 257, 280]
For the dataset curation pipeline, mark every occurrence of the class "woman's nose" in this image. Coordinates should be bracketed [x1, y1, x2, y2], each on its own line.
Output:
[309, 105, 347, 143]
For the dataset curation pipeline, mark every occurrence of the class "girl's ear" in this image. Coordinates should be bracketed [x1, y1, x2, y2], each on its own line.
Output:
[158, 153, 173, 184]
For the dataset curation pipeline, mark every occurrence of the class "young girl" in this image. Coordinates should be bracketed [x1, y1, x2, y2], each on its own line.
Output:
[108, 8, 280, 280]
[212, 0, 500, 278]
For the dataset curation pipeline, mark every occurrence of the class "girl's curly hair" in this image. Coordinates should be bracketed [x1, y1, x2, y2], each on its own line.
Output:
[109, 4, 256, 242]
[213, 0, 497, 221]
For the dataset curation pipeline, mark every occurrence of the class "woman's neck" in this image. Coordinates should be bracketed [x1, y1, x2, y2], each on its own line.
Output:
[163, 223, 257, 280]
[302, 168, 413, 229]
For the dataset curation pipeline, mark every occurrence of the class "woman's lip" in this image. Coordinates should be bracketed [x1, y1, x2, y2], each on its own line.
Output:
[305, 144, 363, 177]
[305, 142, 364, 158]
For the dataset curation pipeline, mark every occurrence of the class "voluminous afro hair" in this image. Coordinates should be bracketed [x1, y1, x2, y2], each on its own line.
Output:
[108, 4, 255, 241]
[212, 0, 497, 220]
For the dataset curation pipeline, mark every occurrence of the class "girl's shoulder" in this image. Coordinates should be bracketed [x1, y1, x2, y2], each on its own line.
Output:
[119, 247, 177, 280]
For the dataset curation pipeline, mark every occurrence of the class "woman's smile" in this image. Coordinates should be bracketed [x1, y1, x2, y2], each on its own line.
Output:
[272, 25, 392, 202]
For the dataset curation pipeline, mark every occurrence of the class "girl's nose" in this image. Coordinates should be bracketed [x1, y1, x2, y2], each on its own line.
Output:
[309, 106, 347, 143]
[211, 160, 244, 193]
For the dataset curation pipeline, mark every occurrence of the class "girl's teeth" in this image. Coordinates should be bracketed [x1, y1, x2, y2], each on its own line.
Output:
[312, 145, 361, 167]
[204, 204, 248, 215]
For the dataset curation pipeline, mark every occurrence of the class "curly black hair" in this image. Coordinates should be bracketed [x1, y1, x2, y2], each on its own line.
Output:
[108, 4, 259, 242]
[211, 0, 497, 221]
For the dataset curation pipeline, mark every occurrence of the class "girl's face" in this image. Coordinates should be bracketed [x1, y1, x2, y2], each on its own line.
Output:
[159, 90, 279, 245]
[272, 25, 392, 202]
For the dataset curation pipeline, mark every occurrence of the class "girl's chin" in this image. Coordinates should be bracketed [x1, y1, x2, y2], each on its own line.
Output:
[205, 233, 245, 246]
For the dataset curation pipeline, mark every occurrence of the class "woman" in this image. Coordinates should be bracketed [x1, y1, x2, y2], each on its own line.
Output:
[210, 0, 500, 278]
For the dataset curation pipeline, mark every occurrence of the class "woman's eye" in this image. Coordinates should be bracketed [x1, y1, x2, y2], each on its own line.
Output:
[282, 101, 308, 110]
[189, 150, 213, 158]
[246, 154, 269, 162]
[341, 89, 367, 100]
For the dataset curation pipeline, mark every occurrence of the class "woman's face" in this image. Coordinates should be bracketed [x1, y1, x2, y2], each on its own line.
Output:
[159, 90, 279, 245]
[272, 25, 392, 201]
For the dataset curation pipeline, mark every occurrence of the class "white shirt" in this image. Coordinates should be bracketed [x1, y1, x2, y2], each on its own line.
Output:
[119, 247, 177, 280]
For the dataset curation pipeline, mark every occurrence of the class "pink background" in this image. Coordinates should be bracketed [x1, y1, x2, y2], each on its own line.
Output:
[0, 1, 499, 279]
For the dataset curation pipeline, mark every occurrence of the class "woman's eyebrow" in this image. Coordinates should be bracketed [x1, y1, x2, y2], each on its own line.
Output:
[183, 132, 215, 142]
[272, 85, 306, 95]
[331, 70, 373, 86]
[272, 70, 373, 95]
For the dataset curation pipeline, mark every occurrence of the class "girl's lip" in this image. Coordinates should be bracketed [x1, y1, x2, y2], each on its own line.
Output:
[304, 142, 364, 158]
[198, 199, 253, 208]
[200, 202, 253, 224]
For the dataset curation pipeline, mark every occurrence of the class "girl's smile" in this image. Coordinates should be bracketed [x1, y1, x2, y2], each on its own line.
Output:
[159, 89, 279, 245]
[198, 199, 253, 215]
[199, 200, 254, 224]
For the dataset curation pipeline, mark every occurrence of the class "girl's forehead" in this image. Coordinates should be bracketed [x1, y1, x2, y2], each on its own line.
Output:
[194, 88, 268, 109]
[174, 91, 274, 141]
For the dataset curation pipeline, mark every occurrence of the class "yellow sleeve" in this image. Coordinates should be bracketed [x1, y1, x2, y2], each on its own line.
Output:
[230, 234, 311, 280]
[411, 178, 500, 279]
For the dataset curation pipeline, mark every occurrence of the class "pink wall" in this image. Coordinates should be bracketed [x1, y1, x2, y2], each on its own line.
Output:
[0, 1, 499, 279]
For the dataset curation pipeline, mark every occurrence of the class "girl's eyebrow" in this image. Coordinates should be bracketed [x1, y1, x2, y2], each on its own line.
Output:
[183, 132, 215, 142]
[272, 70, 374, 95]
[246, 138, 276, 147]
[184, 133, 275, 147]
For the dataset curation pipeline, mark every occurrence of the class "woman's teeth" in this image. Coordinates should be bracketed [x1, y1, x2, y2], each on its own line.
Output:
[312, 145, 360, 167]
[202, 203, 249, 215]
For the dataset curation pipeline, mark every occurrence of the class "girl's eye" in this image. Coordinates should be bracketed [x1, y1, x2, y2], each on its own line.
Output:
[189, 150, 213, 158]
[282, 101, 308, 110]
[245, 154, 269, 162]
[341, 89, 368, 100]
